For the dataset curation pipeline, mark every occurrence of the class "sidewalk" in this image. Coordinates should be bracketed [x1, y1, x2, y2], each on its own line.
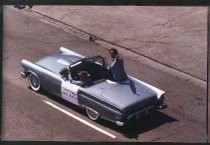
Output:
[30, 6, 207, 81]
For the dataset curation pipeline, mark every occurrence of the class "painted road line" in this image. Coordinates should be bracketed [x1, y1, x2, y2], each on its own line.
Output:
[43, 100, 116, 139]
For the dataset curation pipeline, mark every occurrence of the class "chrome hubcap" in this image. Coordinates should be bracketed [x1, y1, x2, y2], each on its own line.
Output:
[89, 110, 98, 118]
[31, 75, 38, 87]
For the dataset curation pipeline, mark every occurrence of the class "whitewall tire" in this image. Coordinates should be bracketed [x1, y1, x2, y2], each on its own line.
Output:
[86, 107, 100, 121]
[28, 73, 41, 92]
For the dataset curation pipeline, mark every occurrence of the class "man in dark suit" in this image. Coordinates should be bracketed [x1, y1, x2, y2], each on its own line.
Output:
[109, 48, 128, 82]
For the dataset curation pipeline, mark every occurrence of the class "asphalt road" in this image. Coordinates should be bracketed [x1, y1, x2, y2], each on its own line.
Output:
[2, 7, 207, 142]
[32, 6, 207, 81]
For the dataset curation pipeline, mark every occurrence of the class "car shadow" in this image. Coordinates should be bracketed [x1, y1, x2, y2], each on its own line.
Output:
[34, 88, 178, 139]
[97, 110, 178, 139]
[31, 88, 85, 115]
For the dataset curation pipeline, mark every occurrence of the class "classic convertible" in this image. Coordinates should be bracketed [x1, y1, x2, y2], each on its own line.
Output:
[21, 47, 166, 126]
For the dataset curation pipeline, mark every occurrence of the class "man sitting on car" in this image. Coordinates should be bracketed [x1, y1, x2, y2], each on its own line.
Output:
[109, 48, 128, 82]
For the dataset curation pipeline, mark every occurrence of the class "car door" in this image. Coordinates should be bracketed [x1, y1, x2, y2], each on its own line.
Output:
[61, 80, 81, 106]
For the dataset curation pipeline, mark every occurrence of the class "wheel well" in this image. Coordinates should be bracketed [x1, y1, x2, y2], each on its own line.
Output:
[82, 105, 100, 116]
[26, 72, 31, 77]
[26, 71, 36, 77]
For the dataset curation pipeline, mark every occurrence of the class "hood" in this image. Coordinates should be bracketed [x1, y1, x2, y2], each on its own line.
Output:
[35, 54, 82, 75]
[86, 77, 158, 109]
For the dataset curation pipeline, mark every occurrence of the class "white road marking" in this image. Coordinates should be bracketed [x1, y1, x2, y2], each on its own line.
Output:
[43, 100, 116, 139]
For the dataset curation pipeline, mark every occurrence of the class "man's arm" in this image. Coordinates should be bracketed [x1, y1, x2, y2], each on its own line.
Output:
[110, 58, 116, 68]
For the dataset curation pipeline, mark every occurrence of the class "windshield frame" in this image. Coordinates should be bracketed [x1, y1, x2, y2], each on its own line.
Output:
[69, 55, 111, 87]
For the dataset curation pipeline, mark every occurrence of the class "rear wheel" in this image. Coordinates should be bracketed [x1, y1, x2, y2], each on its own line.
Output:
[28, 73, 41, 92]
[86, 107, 100, 121]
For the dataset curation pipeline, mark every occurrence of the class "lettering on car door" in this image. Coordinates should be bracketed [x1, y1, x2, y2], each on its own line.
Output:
[61, 80, 80, 105]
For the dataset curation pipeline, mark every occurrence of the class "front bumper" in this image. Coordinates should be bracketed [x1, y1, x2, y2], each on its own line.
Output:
[20, 72, 27, 78]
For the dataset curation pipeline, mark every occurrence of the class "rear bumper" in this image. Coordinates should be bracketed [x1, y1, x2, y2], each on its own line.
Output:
[127, 105, 155, 121]
[115, 105, 155, 126]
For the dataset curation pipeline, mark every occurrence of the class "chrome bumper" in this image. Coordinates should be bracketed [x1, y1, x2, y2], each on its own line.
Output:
[115, 106, 155, 126]
[127, 105, 155, 121]
[20, 72, 27, 78]
[116, 121, 125, 126]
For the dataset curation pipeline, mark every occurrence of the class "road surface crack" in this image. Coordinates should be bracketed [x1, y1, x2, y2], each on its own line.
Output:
[2, 57, 10, 61]
[151, 137, 161, 142]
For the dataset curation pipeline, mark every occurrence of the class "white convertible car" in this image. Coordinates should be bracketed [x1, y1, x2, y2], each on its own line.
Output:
[21, 47, 167, 126]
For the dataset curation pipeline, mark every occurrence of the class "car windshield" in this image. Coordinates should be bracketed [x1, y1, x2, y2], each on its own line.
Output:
[69, 56, 112, 86]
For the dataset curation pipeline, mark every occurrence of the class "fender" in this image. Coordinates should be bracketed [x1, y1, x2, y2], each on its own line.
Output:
[21, 59, 62, 81]
[129, 76, 166, 99]
[77, 90, 123, 123]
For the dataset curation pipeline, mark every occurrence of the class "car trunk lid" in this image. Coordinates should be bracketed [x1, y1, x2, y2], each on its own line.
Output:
[100, 78, 157, 110]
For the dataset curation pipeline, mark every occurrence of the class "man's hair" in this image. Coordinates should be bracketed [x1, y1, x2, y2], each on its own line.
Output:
[109, 48, 118, 56]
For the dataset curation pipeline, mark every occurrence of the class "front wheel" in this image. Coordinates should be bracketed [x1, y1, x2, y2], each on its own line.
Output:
[28, 73, 41, 92]
[86, 107, 100, 121]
